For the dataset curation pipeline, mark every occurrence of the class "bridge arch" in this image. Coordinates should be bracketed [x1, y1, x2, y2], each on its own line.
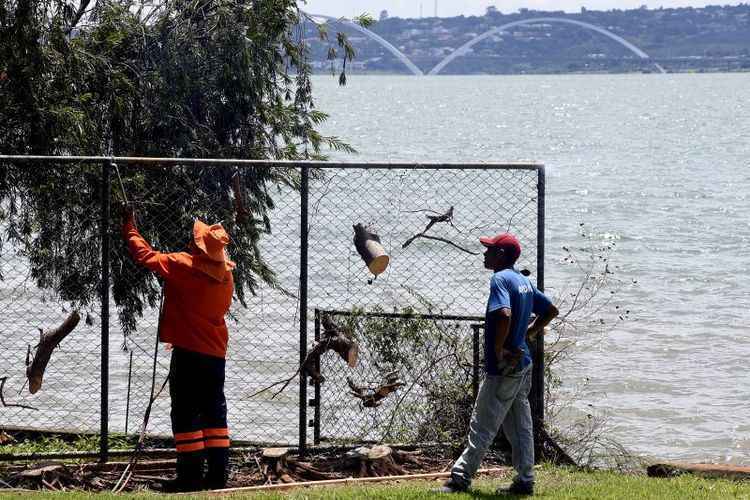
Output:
[429, 17, 666, 75]
[306, 13, 424, 76]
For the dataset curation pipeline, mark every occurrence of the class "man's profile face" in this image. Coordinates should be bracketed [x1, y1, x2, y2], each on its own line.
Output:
[483, 246, 503, 270]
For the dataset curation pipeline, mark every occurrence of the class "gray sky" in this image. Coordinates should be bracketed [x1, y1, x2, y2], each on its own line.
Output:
[300, 1, 729, 19]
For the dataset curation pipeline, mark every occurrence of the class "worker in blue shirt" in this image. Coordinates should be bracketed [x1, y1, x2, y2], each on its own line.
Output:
[438, 232, 558, 496]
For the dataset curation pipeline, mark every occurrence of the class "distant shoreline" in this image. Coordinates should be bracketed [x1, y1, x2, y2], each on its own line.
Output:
[312, 68, 750, 77]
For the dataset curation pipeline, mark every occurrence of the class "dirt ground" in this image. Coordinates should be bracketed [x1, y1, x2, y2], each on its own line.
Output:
[0, 445, 510, 493]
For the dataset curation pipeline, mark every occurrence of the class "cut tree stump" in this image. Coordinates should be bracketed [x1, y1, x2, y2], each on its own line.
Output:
[258, 448, 334, 484]
[26, 311, 81, 394]
[261, 448, 294, 483]
[347, 446, 406, 477]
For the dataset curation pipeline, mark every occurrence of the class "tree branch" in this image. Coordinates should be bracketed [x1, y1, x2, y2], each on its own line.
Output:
[405, 234, 479, 255]
[0, 377, 38, 411]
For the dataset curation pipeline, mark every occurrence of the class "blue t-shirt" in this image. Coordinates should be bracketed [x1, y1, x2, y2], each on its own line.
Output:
[484, 268, 552, 375]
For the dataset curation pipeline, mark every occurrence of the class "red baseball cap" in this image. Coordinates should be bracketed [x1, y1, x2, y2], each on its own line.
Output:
[479, 233, 522, 261]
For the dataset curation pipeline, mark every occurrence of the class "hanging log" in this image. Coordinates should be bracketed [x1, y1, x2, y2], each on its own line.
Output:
[353, 224, 389, 276]
[26, 311, 81, 394]
[347, 371, 404, 408]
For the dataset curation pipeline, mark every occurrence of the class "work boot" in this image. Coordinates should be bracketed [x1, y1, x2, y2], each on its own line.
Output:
[153, 477, 201, 493]
[496, 479, 534, 496]
[433, 477, 469, 494]
[204, 447, 229, 490]
[156, 452, 204, 492]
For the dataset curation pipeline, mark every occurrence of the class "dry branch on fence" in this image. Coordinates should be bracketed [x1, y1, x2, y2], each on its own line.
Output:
[402, 206, 478, 255]
[408, 234, 479, 255]
[247, 314, 358, 399]
[0, 377, 38, 410]
[25, 311, 81, 395]
[347, 371, 404, 408]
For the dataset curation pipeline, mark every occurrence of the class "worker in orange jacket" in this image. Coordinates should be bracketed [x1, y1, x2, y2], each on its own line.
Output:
[123, 207, 235, 492]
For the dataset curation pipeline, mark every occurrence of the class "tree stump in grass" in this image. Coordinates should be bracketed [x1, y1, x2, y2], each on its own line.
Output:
[348, 446, 406, 477]
[259, 448, 334, 483]
[261, 448, 294, 483]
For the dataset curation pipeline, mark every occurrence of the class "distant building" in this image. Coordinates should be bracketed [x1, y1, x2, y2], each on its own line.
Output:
[379, 10, 389, 21]
[486, 6, 499, 16]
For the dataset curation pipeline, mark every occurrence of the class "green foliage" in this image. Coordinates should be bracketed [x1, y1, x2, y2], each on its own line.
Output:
[0, 0, 357, 335]
[0, 431, 164, 455]
[342, 306, 475, 444]
[353, 13, 376, 29]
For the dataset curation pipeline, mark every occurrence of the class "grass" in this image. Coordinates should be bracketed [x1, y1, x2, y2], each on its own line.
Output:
[0, 432, 168, 456]
[2, 466, 750, 499]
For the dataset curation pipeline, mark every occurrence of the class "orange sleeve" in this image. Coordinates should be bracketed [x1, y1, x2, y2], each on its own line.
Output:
[122, 219, 173, 278]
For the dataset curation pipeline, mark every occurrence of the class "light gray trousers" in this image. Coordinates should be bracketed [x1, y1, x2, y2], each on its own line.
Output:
[450, 363, 534, 487]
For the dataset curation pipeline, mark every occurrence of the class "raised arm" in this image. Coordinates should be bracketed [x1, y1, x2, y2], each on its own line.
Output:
[121, 206, 172, 278]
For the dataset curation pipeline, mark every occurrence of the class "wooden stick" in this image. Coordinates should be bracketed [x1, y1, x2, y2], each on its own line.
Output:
[192, 467, 509, 495]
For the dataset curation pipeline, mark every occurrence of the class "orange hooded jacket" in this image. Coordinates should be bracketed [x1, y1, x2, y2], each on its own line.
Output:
[123, 220, 235, 359]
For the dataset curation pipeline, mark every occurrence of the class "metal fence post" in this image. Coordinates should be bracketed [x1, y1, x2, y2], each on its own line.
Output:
[312, 310, 321, 445]
[298, 166, 309, 454]
[99, 161, 111, 463]
[531, 165, 546, 456]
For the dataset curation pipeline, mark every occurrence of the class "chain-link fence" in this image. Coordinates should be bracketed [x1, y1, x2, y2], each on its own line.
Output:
[0, 157, 543, 460]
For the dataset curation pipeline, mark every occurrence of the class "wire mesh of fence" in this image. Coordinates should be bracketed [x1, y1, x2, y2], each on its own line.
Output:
[305, 166, 540, 446]
[0, 157, 542, 457]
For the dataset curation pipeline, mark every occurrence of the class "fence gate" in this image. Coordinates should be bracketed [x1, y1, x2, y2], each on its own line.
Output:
[0, 157, 543, 460]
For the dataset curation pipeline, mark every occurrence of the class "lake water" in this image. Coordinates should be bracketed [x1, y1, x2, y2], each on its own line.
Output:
[1, 73, 747, 465]
[312, 73, 750, 463]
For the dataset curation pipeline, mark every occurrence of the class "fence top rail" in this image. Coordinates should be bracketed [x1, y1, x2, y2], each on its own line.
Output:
[318, 308, 484, 322]
[0, 155, 543, 171]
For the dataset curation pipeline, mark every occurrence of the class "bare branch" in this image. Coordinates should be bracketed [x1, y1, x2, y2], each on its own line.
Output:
[405, 234, 479, 255]
[0, 377, 38, 411]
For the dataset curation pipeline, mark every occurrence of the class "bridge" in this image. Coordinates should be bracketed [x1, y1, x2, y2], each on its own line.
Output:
[308, 14, 666, 75]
